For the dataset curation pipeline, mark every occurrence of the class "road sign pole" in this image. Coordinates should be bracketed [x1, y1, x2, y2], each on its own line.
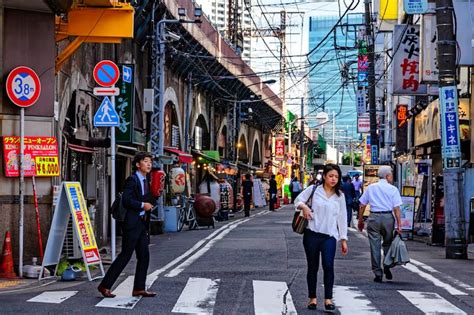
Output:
[111, 92, 116, 262]
[19, 108, 25, 277]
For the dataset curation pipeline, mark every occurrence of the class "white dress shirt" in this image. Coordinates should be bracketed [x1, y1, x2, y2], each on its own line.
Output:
[359, 179, 402, 212]
[295, 185, 348, 241]
[135, 171, 146, 216]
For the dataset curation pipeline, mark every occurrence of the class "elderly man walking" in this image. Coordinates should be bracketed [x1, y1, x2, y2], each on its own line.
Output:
[357, 166, 402, 283]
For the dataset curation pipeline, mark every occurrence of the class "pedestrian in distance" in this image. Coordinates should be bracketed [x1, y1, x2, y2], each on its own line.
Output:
[290, 176, 302, 203]
[242, 173, 253, 217]
[357, 165, 402, 283]
[341, 175, 356, 227]
[268, 174, 278, 211]
[295, 163, 348, 312]
[352, 173, 362, 200]
[98, 152, 157, 298]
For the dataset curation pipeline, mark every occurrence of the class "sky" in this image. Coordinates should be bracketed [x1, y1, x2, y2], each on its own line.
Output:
[249, 0, 365, 129]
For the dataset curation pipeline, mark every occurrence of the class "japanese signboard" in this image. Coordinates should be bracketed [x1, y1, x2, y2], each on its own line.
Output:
[116, 64, 134, 142]
[65, 183, 101, 265]
[357, 29, 369, 88]
[356, 89, 367, 114]
[439, 86, 461, 168]
[363, 135, 371, 164]
[400, 196, 415, 231]
[2, 136, 59, 177]
[275, 137, 285, 161]
[403, 0, 428, 14]
[396, 104, 409, 152]
[420, 7, 438, 82]
[393, 25, 427, 95]
[357, 114, 370, 133]
[40, 182, 104, 282]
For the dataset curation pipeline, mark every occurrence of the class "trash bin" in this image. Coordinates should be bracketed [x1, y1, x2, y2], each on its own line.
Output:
[164, 206, 179, 232]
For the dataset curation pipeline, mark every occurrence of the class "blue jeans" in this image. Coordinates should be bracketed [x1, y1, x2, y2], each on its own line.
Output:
[303, 229, 337, 299]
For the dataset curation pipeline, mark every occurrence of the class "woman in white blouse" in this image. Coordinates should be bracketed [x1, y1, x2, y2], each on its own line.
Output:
[295, 163, 348, 312]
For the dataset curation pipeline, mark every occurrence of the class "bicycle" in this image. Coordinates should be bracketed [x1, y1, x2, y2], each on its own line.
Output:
[177, 195, 198, 231]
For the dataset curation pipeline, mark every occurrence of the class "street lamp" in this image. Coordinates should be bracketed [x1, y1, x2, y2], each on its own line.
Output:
[151, 7, 202, 220]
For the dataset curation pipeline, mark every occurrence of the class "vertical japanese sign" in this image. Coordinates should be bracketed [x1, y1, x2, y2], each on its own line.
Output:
[396, 104, 409, 152]
[356, 89, 367, 114]
[2, 136, 59, 177]
[439, 86, 461, 168]
[65, 183, 101, 265]
[393, 25, 427, 95]
[275, 137, 285, 161]
[420, 7, 438, 82]
[116, 64, 134, 142]
[357, 114, 371, 133]
[357, 27, 369, 88]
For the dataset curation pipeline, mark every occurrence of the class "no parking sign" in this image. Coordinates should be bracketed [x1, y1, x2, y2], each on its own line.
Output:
[6, 66, 41, 107]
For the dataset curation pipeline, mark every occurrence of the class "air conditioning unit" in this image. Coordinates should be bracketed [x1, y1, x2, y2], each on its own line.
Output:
[62, 217, 82, 259]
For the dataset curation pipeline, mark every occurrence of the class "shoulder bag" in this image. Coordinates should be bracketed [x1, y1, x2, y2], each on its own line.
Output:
[292, 185, 318, 234]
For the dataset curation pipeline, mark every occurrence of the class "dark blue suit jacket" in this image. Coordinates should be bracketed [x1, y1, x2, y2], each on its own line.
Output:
[122, 174, 154, 231]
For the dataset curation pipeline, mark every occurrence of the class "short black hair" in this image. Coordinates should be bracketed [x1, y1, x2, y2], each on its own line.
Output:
[271, 174, 276, 179]
[132, 151, 153, 171]
[245, 173, 251, 179]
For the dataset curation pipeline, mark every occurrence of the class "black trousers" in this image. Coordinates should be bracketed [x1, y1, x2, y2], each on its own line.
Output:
[100, 224, 150, 291]
[303, 229, 337, 299]
[269, 195, 276, 211]
[244, 195, 251, 217]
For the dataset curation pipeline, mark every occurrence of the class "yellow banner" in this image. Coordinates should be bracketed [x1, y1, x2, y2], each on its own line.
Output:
[379, 0, 398, 20]
[35, 156, 60, 176]
[64, 183, 100, 265]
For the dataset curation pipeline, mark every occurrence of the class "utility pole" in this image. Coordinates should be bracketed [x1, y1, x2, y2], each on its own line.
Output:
[436, 0, 467, 258]
[364, 0, 378, 164]
[299, 97, 304, 182]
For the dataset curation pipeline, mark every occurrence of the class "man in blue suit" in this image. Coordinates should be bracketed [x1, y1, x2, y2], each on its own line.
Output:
[98, 152, 157, 298]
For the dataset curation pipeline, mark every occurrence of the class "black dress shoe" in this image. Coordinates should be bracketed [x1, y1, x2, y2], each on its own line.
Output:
[384, 267, 393, 280]
[98, 285, 116, 298]
[373, 275, 383, 283]
[324, 303, 336, 312]
[307, 303, 317, 310]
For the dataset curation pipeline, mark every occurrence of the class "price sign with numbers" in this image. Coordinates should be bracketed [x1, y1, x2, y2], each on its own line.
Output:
[2, 136, 59, 177]
[35, 156, 60, 176]
[5, 66, 41, 107]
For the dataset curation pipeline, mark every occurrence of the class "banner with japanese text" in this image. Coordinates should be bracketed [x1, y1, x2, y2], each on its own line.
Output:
[2, 136, 59, 177]
[392, 25, 427, 95]
[396, 104, 409, 152]
[275, 137, 285, 161]
[439, 86, 461, 168]
[64, 182, 101, 265]
[116, 64, 134, 142]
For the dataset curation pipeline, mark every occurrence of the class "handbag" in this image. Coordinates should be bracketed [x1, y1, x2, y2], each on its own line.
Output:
[292, 185, 318, 234]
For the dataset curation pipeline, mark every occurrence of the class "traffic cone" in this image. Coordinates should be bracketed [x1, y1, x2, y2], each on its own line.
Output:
[0, 231, 17, 278]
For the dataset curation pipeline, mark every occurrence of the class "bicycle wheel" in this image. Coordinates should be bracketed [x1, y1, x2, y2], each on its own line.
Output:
[177, 207, 185, 232]
[187, 204, 198, 230]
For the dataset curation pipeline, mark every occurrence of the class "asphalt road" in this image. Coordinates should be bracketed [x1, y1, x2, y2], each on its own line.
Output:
[1, 205, 474, 314]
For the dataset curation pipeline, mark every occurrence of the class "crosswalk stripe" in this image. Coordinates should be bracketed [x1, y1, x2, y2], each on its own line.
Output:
[172, 277, 220, 314]
[333, 286, 380, 314]
[402, 263, 467, 296]
[252, 280, 297, 315]
[27, 291, 78, 304]
[398, 290, 466, 315]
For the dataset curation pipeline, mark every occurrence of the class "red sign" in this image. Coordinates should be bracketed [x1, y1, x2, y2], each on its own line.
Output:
[5, 66, 41, 107]
[275, 137, 285, 161]
[2, 136, 59, 177]
[84, 248, 100, 264]
[93, 60, 120, 87]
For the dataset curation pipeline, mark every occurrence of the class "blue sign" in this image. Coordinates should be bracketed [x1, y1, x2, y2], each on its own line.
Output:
[439, 86, 461, 169]
[122, 65, 132, 84]
[403, 0, 428, 14]
[371, 145, 378, 164]
[94, 96, 119, 127]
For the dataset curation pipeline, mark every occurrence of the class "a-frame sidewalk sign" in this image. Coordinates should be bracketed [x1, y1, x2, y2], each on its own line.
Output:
[39, 182, 105, 281]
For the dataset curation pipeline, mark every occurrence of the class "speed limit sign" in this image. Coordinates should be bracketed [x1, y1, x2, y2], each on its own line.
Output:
[6, 66, 41, 107]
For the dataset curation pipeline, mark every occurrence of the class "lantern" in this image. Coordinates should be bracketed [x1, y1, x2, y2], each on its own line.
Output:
[151, 169, 166, 197]
[170, 167, 185, 194]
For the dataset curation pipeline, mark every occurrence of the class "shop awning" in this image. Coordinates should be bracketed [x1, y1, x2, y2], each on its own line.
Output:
[237, 162, 260, 172]
[192, 150, 221, 163]
[164, 147, 193, 164]
[68, 143, 96, 153]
